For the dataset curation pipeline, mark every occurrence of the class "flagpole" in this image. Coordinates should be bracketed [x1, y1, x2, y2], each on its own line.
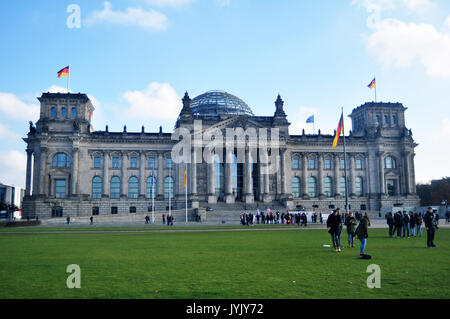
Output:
[185, 165, 188, 223]
[374, 76, 377, 102]
[152, 167, 155, 224]
[342, 107, 349, 214]
[67, 64, 70, 93]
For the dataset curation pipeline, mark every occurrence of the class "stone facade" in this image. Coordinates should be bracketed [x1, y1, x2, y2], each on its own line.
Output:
[22, 91, 420, 219]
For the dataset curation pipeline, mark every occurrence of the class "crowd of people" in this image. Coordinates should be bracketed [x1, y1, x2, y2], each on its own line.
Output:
[240, 208, 323, 227]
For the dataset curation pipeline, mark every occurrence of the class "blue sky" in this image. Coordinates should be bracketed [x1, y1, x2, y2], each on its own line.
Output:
[1, 0, 450, 187]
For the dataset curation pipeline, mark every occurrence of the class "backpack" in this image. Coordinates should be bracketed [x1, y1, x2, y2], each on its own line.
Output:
[417, 217, 423, 225]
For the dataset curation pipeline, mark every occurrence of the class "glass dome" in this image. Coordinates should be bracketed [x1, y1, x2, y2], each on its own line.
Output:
[190, 90, 254, 117]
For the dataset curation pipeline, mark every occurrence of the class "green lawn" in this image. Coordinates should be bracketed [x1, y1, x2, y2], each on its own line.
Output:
[0, 228, 449, 299]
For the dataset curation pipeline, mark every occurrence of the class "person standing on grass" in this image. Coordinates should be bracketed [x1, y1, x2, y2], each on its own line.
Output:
[327, 208, 341, 252]
[402, 211, 410, 238]
[393, 211, 402, 238]
[356, 213, 370, 258]
[345, 212, 357, 247]
[386, 212, 394, 238]
[409, 211, 416, 237]
[162, 213, 166, 225]
[90, 216, 93, 225]
[336, 208, 343, 248]
[67, 216, 70, 224]
[320, 213, 323, 224]
[424, 207, 437, 248]
[415, 212, 422, 237]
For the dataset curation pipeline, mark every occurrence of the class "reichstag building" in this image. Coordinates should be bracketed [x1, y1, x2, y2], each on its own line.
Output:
[22, 90, 420, 218]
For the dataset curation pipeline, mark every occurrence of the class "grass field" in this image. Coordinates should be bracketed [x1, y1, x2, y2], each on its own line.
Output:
[0, 227, 449, 299]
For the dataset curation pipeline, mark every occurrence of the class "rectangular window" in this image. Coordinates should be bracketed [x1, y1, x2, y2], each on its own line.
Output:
[112, 157, 119, 168]
[324, 159, 331, 169]
[92, 207, 99, 215]
[356, 159, 363, 169]
[392, 115, 397, 125]
[308, 159, 316, 169]
[55, 179, 66, 198]
[384, 115, 389, 124]
[94, 156, 101, 168]
[71, 107, 77, 118]
[111, 206, 118, 215]
[292, 158, 299, 169]
[130, 206, 136, 213]
[340, 159, 346, 169]
[376, 115, 380, 124]
[166, 158, 172, 169]
[130, 157, 137, 168]
[148, 157, 155, 169]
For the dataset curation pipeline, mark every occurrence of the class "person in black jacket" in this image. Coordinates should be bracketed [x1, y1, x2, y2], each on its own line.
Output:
[386, 212, 394, 238]
[356, 213, 370, 257]
[327, 208, 342, 252]
[424, 207, 437, 248]
[409, 211, 416, 237]
[393, 211, 402, 238]
[402, 212, 410, 238]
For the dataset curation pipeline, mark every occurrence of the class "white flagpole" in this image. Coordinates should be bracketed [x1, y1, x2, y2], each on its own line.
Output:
[185, 165, 188, 223]
[67, 64, 70, 93]
[152, 171, 155, 224]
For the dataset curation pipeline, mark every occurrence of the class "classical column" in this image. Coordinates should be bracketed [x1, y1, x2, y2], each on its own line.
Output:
[25, 149, 33, 196]
[349, 155, 356, 197]
[139, 151, 146, 198]
[207, 151, 216, 204]
[102, 151, 109, 197]
[410, 153, 416, 194]
[263, 151, 271, 203]
[32, 149, 40, 196]
[157, 152, 164, 199]
[224, 149, 234, 203]
[377, 151, 385, 195]
[244, 148, 254, 203]
[318, 153, 324, 199]
[71, 148, 79, 196]
[121, 151, 128, 197]
[39, 147, 48, 196]
[280, 149, 287, 198]
[301, 154, 308, 198]
[334, 154, 340, 196]
[190, 149, 198, 196]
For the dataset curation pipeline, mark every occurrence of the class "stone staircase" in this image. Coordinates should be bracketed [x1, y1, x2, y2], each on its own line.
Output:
[199, 202, 287, 223]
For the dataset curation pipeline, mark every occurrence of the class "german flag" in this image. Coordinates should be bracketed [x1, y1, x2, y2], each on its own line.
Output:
[184, 167, 187, 188]
[57, 66, 69, 78]
[332, 113, 344, 149]
[368, 78, 376, 89]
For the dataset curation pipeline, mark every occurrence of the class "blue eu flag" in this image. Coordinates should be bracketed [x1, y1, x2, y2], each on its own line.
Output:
[306, 115, 314, 123]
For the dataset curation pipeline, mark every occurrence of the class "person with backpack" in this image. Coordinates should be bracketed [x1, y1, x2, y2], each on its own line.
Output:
[345, 211, 357, 248]
[402, 211, 410, 238]
[415, 212, 423, 237]
[386, 212, 394, 238]
[356, 213, 371, 258]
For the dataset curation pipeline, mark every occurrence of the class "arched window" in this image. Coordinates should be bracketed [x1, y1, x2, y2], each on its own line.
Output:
[61, 107, 67, 118]
[128, 176, 139, 199]
[385, 156, 397, 169]
[52, 153, 70, 168]
[110, 176, 121, 199]
[92, 176, 102, 199]
[164, 176, 174, 199]
[324, 176, 332, 197]
[355, 176, 363, 196]
[292, 177, 300, 198]
[308, 177, 317, 198]
[50, 107, 57, 117]
[146, 176, 157, 199]
[71, 107, 77, 118]
[340, 176, 347, 196]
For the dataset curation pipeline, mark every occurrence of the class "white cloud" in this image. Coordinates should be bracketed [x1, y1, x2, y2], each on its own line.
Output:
[0, 123, 20, 140]
[45, 85, 69, 93]
[85, 1, 169, 31]
[365, 18, 450, 77]
[0, 93, 39, 121]
[353, 0, 431, 12]
[121, 82, 181, 121]
[0, 150, 26, 188]
[140, 0, 194, 6]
